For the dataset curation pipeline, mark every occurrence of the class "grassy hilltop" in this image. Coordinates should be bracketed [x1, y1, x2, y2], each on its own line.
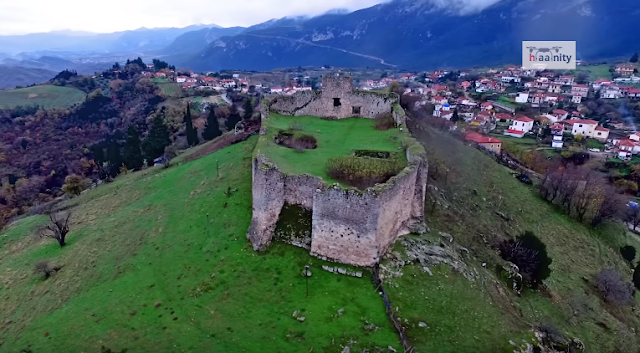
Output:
[0, 136, 397, 353]
[0, 85, 86, 110]
[1, 117, 640, 352]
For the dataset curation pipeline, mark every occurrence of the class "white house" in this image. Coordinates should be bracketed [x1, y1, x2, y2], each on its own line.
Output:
[566, 119, 609, 141]
[270, 87, 283, 94]
[176, 76, 188, 83]
[594, 126, 610, 142]
[601, 87, 622, 99]
[515, 92, 529, 104]
[572, 95, 583, 104]
[432, 96, 448, 105]
[505, 116, 534, 138]
[571, 84, 589, 98]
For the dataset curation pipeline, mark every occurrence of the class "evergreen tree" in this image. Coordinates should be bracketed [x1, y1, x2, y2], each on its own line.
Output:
[123, 125, 144, 170]
[193, 127, 200, 145]
[184, 103, 198, 147]
[142, 113, 171, 161]
[106, 141, 122, 177]
[244, 99, 254, 120]
[631, 52, 639, 63]
[202, 107, 222, 141]
[225, 112, 242, 132]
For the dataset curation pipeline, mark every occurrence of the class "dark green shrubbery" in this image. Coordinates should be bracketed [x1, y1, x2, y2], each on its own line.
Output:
[620, 245, 636, 265]
[353, 150, 395, 159]
[499, 231, 553, 289]
[326, 155, 405, 189]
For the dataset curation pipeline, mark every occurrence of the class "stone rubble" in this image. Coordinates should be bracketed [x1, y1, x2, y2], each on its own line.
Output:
[322, 265, 363, 278]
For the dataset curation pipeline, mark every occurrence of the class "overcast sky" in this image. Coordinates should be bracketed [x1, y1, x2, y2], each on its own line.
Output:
[0, 0, 506, 35]
[0, 0, 387, 35]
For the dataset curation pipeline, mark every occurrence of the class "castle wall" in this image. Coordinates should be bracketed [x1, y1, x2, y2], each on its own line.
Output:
[374, 165, 420, 254]
[284, 174, 323, 210]
[310, 188, 381, 266]
[265, 75, 397, 120]
[248, 148, 428, 267]
[246, 156, 285, 250]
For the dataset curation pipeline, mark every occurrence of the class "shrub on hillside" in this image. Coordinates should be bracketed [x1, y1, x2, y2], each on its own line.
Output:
[498, 231, 552, 289]
[326, 155, 404, 189]
[620, 245, 636, 264]
[61, 174, 88, 196]
[374, 112, 395, 130]
[595, 269, 634, 305]
[34, 260, 62, 279]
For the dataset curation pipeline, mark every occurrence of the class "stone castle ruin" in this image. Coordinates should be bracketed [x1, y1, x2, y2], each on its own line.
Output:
[262, 74, 406, 124]
[248, 75, 427, 267]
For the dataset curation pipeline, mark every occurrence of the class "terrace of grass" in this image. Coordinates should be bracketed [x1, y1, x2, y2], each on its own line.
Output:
[256, 113, 407, 185]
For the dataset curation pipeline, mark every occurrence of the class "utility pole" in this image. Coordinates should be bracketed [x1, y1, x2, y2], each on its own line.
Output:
[305, 266, 310, 298]
[206, 213, 210, 238]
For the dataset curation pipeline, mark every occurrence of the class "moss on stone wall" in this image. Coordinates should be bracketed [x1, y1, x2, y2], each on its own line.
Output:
[273, 203, 313, 248]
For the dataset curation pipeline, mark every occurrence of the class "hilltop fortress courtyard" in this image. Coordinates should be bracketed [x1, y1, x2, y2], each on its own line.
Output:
[247, 75, 428, 266]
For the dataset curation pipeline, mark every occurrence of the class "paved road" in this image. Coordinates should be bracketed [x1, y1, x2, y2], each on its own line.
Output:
[244, 33, 397, 68]
[221, 93, 232, 105]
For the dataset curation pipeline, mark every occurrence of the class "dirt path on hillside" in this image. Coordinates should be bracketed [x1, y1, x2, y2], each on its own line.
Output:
[182, 121, 260, 163]
[244, 33, 397, 68]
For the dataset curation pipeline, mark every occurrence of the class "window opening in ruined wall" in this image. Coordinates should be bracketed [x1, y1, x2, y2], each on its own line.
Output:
[333, 98, 341, 107]
[352, 106, 361, 115]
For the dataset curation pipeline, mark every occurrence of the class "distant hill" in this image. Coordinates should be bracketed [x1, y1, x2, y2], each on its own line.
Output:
[0, 24, 222, 55]
[163, 26, 245, 54]
[1, 56, 110, 75]
[0, 66, 57, 89]
[174, 0, 640, 72]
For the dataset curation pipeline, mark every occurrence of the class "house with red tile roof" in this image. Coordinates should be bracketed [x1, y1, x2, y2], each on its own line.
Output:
[465, 132, 502, 154]
[615, 64, 635, 77]
[565, 119, 609, 141]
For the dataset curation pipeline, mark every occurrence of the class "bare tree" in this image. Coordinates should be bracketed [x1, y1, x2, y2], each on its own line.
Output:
[595, 269, 634, 306]
[591, 186, 623, 226]
[38, 212, 71, 247]
[625, 206, 640, 230]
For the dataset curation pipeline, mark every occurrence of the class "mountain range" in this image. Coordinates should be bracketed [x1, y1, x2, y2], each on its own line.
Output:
[1, 0, 639, 85]
[175, 0, 640, 71]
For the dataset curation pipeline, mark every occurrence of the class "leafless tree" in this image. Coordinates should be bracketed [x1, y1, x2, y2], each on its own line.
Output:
[38, 212, 71, 247]
[625, 206, 640, 230]
[591, 186, 623, 226]
[595, 269, 634, 306]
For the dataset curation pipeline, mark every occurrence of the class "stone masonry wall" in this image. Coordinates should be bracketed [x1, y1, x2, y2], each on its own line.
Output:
[248, 147, 428, 267]
[265, 75, 397, 120]
[310, 187, 382, 266]
[247, 155, 324, 250]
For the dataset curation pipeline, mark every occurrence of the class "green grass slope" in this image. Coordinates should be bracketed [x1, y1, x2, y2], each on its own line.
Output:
[387, 123, 640, 353]
[257, 114, 406, 184]
[0, 136, 398, 353]
[0, 85, 86, 109]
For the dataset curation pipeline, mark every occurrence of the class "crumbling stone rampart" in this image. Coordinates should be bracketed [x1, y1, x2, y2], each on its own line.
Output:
[247, 143, 428, 267]
[264, 74, 399, 121]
